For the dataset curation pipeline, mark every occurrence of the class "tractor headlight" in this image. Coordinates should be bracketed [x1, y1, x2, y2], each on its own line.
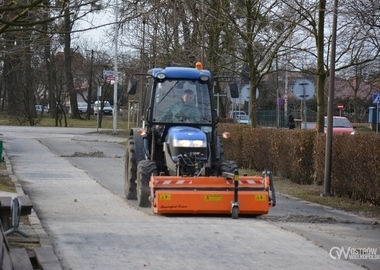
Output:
[157, 73, 166, 80]
[173, 139, 206, 148]
[199, 74, 209, 82]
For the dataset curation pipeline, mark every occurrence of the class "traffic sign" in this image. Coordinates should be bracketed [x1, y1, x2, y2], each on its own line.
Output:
[293, 79, 315, 100]
[372, 93, 380, 105]
[337, 103, 344, 110]
[240, 84, 259, 102]
[103, 70, 116, 84]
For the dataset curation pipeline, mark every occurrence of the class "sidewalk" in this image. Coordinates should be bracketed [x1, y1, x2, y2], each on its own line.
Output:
[1, 154, 52, 252]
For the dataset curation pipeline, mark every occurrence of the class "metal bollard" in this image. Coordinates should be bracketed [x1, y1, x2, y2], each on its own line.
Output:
[4, 197, 29, 238]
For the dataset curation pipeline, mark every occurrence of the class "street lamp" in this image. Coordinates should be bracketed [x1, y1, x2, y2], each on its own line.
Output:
[113, 0, 119, 134]
[138, 13, 147, 125]
[276, 55, 280, 128]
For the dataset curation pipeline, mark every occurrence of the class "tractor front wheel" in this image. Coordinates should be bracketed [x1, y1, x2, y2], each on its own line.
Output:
[125, 136, 137, 200]
[136, 160, 157, 207]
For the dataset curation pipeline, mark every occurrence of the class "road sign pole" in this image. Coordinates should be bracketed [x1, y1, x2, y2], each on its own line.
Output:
[376, 103, 378, 135]
[97, 86, 101, 132]
[302, 85, 307, 129]
[294, 80, 314, 129]
[337, 103, 344, 116]
[371, 93, 380, 135]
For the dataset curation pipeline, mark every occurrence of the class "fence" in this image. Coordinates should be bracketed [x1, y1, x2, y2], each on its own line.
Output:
[257, 110, 318, 128]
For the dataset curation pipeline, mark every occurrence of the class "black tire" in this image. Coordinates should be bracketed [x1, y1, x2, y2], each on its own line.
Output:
[124, 136, 137, 200]
[219, 160, 239, 175]
[216, 135, 224, 162]
[137, 160, 157, 207]
[231, 206, 239, 219]
[210, 134, 224, 175]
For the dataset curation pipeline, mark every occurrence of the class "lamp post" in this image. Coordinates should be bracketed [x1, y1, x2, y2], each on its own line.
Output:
[112, 0, 119, 134]
[138, 14, 147, 125]
[276, 55, 280, 128]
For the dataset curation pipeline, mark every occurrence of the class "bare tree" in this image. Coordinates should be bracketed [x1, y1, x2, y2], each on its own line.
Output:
[0, 0, 107, 125]
[201, 1, 300, 127]
[0, 0, 53, 35]
[278, 0, 380, 132]
[2, 0, 380, 128]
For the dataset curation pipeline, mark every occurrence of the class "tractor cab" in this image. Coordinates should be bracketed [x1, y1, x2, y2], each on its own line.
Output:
[142, 67, 216, 176]
[152, 79, 213, 125]
[127, 64, 220, 177]
[142, 66, 215, 127]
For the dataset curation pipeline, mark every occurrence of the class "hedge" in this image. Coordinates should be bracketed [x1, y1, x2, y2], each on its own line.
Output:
[217, 123, 380, 205]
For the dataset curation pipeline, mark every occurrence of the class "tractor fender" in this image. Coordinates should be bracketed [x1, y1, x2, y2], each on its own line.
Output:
[130, 128, 145, 162]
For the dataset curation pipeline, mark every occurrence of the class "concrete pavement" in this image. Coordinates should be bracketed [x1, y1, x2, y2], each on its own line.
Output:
[0, 126, 371, 270]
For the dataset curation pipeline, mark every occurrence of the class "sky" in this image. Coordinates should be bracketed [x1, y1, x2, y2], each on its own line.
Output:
[72, 5, 116, 51]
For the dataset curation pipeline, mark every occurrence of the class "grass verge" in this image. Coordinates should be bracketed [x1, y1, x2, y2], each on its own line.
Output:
[240, 169, 380, 221]
[274, 176, 380, 221]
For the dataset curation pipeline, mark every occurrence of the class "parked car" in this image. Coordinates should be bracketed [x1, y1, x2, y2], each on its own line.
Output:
[93, 101, 113, 115]
[228, 110, 247, 119]
[235, 114, 250, 124]
[77, 102, 93, 114]
[314, 116, 356, 135]
[35, 105, 49, 113]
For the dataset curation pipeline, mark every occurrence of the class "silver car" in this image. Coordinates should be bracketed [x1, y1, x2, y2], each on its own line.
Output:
[77, 102, 89, 114]
[235, 115, 250, 124]
[93, 101, 113, 115]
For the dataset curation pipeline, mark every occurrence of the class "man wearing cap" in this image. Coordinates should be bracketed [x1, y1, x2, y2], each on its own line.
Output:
[161, 89, 201, 122]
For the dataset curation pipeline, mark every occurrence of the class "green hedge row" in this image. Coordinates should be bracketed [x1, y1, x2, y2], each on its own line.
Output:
[218, 123, 380, 206]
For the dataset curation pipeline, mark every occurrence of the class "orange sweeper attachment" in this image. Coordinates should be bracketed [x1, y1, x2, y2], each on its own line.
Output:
[150, 171, 275, 218]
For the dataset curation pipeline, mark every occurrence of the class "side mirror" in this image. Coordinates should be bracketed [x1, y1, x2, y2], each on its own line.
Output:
[229, 82, 239, 98]
[127, 77, 138, 95]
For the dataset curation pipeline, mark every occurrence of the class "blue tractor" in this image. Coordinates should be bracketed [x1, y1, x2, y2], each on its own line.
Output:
[125, 63, 275, 218]
[124, 62, 275, 218]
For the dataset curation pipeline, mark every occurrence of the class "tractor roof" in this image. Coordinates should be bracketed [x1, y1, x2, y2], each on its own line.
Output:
[148, 67, 211, 80]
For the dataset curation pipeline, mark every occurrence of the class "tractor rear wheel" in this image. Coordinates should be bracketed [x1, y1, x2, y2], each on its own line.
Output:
[137, 160, 157, 207]
[219, 160, 239, 175]
[210, 133, 225, 175]
[125, 136, 137, 200]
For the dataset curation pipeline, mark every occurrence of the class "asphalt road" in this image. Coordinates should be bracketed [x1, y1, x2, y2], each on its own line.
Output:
[0, 126, 379, 270]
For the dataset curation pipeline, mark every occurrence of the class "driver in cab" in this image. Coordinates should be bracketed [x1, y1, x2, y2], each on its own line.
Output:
[161, 89, 201, 122]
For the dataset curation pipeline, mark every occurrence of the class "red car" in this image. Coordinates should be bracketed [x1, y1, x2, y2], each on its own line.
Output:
[314, 116, 356, 135]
